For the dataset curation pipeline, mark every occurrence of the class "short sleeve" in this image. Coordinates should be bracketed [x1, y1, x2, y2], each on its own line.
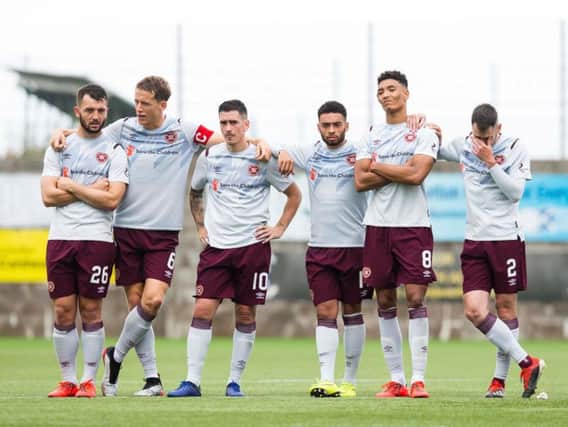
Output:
[42, 148, 61, 177]
[108, 146, 129, 184]
[414, 128, 439, 159]
[102, 119, 124, 146]
[265, 158, 293, 192]
[191, 151, 209, 190]
[182, 121, 214, 147]
[355, 134, 372, 161]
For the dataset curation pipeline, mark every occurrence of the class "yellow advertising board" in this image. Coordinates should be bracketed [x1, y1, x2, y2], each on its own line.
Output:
[0, 229, 48, 284]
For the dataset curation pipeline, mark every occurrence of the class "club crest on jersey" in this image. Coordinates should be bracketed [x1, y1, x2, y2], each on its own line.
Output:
[248, 165, 259, 176]
[495, 154, 505, 165]
[212, 179, 220, 192]
[96, 152, 108, 163]
[346, 153, 356, 165]
[371, 152, 378, 162]
[362, 267, 372, 279]
[165, 131, 177, 143]
[47, 281, 55, 293]
[405, 131, 417, 142]
[126, 145, 136, 157]
[61, 167, 70, 177]
[309, 168, 317, 181]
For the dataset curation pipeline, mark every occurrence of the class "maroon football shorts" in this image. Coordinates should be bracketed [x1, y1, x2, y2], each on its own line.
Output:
[114, 227, 179, 287]
[46, 240, 116, 299]
[195, 242, 271, 305]
[461, 239, 527, 294]
[306, 247, 373, 305]
[363, 226, 436, 289]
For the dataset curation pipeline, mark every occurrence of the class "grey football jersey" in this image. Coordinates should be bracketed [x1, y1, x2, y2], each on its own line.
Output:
[42, 133, 128, 242]
[103, 116, 214, 230]
[439, 135, 531, 240]
[192, 144, 293, 249]
[357, 123, 439, 227]
[285, 139, 367, 247]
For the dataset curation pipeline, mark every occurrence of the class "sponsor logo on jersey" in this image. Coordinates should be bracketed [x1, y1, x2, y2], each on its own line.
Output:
[255, 292, 265, 299]
[96, 152, 109, 163]
[164, 270, 173, 279]
[383, 345, 393, 352]
[362, 266, 372, 279]
[212, 179, 220, 192]
[47, 281, 55, 293]
[371, 152, 378, 162]
[196, 284, 204, 296]
[309, 168, 317, 181]
[248, 165, 259, 176]
[61, 167, 70, 177]
[126, 145, 136, 157]
[404, 131, 417, 142]
[423, 270, 432, 278]
[346, 153, 356, 165]
[495, 154, 505, 165]
[97, 286, 106, 294]
[165, 131, 178, 143]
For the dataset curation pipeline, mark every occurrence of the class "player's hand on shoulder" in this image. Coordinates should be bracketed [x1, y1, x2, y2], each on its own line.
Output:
[407, 113, 426, 131]
[250, 139, 272, 162]
[255, 224, 284, 244]
[50, 128, 70, 152]
[278, 150, 294, 176]
[425, 123, 442, 144]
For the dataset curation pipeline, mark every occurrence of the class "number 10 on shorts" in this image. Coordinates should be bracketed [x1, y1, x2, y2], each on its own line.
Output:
[252, 272, 269, 291]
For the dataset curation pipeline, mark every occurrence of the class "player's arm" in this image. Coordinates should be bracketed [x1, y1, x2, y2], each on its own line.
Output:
[56, 178, 126, 210]
[49, 129, 76, 152]
[189, 187, 209, 246]
[473, 137, 526, 202]
[370, 154, 435, 185]
[41, 177, 110, 207]
[205, 131, 271, 161]
[255, 183, 302, 243]
[354, 158, 391, 192]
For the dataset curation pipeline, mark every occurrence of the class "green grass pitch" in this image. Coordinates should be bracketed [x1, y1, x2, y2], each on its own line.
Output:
[0, 337, 566, 426]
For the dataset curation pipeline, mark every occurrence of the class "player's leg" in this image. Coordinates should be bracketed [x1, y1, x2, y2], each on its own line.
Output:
[225, 242, 271, 397]
[226, 303, 257, 397]
[340, 302, 364, 397]
[49, 295, 80, 397]
[46, 240, 80, 398]
[168, 245, 230, 397]
[123, 283, 163, 396]
[338, 247, 367, 397]
[404, 284, 430, 398]
[362, 227, 407, 398]
[74, 240, 114, 397]
[167, 298, 220, 397]
[392, 227, 435, 398]
[76, 296, 104, 398]
[463, 239, 543, 398]
[464, 290, 543, 397]
[375, 288, 409, 398]
[487, 293, 519, 397]
[305, 247, 341, 397]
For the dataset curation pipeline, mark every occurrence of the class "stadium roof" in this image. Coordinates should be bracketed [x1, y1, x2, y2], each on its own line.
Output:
[12, 68, 135, 123]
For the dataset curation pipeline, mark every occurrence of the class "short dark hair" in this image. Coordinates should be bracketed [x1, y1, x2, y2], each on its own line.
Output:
[218, 99, 248, 118]
[377, 70, 408, 89]
[471, 103, 498, 131]
[76, 84, 107, 105]
[317, 101, 347, 119]
[136, 76, 171, 102]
